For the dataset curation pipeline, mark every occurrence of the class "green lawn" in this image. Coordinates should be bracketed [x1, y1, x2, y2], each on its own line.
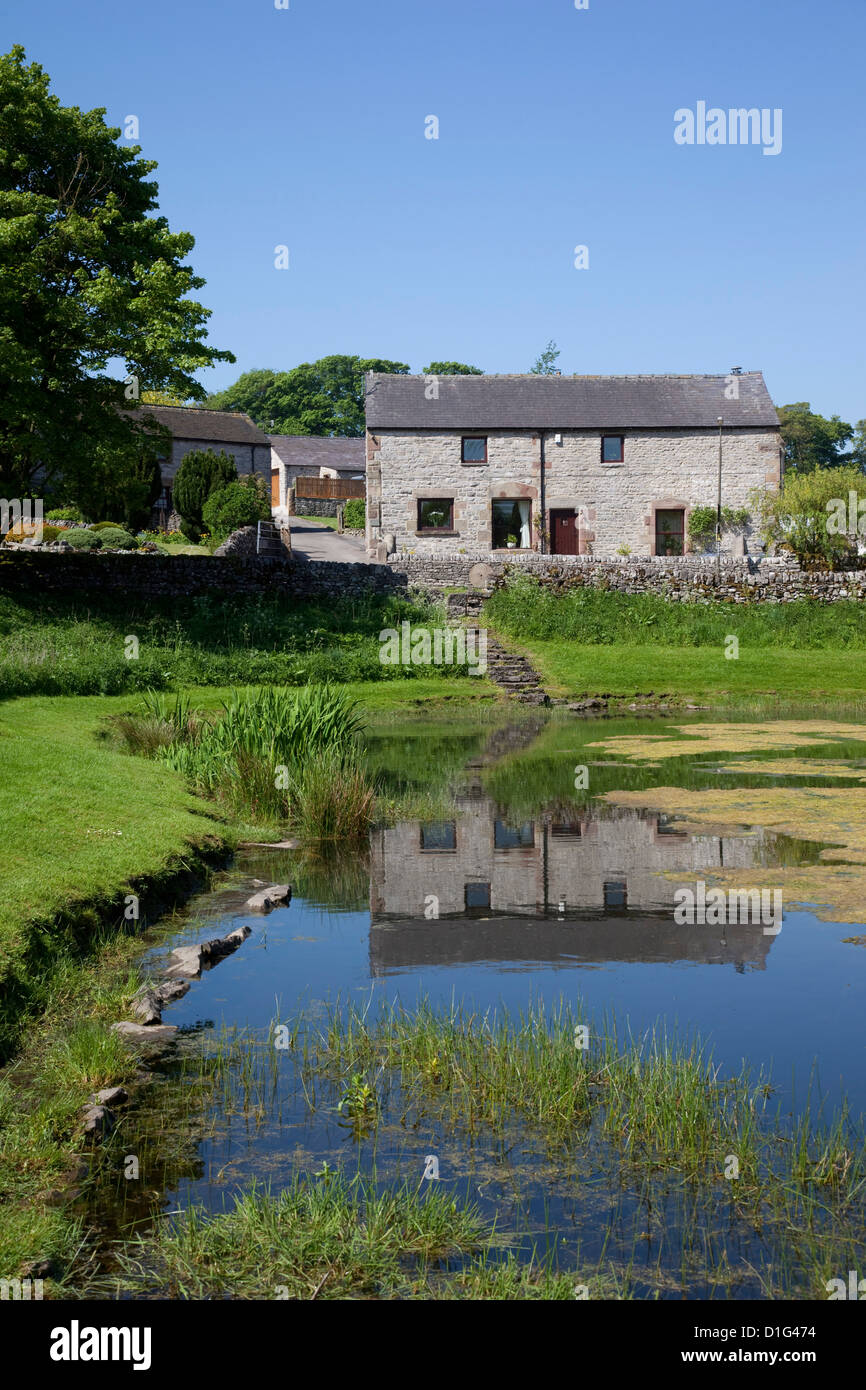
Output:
[520, 640, 866, 702]
[293, 514, 339, 530]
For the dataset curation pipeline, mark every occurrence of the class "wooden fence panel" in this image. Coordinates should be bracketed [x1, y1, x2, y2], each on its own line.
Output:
[294, 477, 365, 500]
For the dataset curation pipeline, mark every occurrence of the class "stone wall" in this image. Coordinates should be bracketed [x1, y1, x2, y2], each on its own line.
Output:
[366, 425, 782, 557]
[1, 548, 863, 606]
[392, 552, 866, 603]
[0, 550, 406, 601]
[293, 496, 339, 518]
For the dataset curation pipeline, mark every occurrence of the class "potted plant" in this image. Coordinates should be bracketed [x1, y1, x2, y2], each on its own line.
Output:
[506, 532, 518, 549]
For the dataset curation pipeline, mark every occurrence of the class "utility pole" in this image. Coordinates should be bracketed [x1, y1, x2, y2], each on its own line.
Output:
[716, 416, 723, 579]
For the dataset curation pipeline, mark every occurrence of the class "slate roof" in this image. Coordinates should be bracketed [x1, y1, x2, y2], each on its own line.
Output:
[131, 404, 271, 445]
[268, 435, 366, 473]
[365, 373, 779, 430]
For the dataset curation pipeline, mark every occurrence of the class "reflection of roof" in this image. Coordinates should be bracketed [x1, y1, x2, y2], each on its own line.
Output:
[269, 435, 366, 472]
[129, 404, 270, 445]
[369, 914, 774, 971]
[365, 372, 779, 430]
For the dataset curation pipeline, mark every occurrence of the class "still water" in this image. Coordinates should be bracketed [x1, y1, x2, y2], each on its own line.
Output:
[119, 711, 866, 1295]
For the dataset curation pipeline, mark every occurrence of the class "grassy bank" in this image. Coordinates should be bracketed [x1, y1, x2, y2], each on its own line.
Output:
[484, 580, 866, 701]
[0, 589, 484, 697]
[0, 684, 494, 1055]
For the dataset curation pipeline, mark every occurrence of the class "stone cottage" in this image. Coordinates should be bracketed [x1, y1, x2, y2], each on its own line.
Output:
[134, 405, 272, 526]
[364, 372, 782, 558]
[269, 435, 366, 514]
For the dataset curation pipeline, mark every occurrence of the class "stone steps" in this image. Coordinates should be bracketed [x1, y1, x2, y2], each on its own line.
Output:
[462, 627, 549, 705]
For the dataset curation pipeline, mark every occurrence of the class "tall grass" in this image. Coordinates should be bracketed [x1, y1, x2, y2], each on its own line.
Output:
[118, 685, 374, 836]
[0, 590, 452, 697]
[158, 684, 365, 791]
[485, 575, 866, 649]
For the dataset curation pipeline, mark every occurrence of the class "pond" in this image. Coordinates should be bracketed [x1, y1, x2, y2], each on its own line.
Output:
[94, 709, 866, 1298]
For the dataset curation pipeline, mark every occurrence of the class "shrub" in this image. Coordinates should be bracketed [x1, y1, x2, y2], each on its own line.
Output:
[174, 448, 238, 538]
[687, 505, 749, 549]
[202, 481, 267, 542]
[751, 466, 866, 568]
[64, 529, 103, 550]
[46, 506, 82, 521]
[93, 527, 138, 551]
[343, 498, 365, 529]
[90, 521, 126, 531]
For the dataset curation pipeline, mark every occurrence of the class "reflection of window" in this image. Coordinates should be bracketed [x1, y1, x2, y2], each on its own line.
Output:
[601, 435, 624, 463]
[603, 879, 628, 909]
[656, 815, 687, 838]
[465, 882, 491, 910]
[494, 820, 535, 849]
[491, 499, 531, 548]
[420, 821, 457, 852]
[551, 821, 582, 839]
[461, 437, 487, 463]
[417, 498, 454, 531]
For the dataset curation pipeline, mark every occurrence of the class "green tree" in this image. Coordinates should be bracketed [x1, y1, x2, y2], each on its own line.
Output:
[69, 438, 163, 530]
[203, 481, 267, 542]
[0, 47, 234, 498]
[529, 341, 561, 375]
[422, 361, 484, 375]
[751, 464, 866, 567]
[777, 403, 853, 473]
[173, 449, 237, 540]
[206, 356, 409, 436]
[849, 420, 866, 471]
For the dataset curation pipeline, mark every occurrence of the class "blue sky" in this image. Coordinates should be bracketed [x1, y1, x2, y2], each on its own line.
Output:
[7, 0, 865, 421]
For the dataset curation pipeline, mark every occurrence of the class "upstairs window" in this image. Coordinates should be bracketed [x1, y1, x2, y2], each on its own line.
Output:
[601, 435, 624, 463]
[417, 498, 454, 531]
[462, 436, 487, 463]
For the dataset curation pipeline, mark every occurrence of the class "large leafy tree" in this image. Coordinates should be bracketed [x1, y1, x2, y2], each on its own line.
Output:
[776, 402, 853, 473]
[0, 46, 234, 498]
[422, 361, 484, 375]
[207, 355, 409, 436]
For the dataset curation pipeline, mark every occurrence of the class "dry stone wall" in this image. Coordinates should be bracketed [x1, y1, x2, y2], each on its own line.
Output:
[0, 548, 864, 605]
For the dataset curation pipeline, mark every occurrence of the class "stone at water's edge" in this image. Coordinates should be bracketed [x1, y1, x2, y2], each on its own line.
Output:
[244, 884, 291, 912]
[131, 987, 162, 1024]
[81, 1104, 114, 1139]
[93, 1086, 128, 1106]
[112, 1021, 179, 1042]
[163, 924, 252, 979]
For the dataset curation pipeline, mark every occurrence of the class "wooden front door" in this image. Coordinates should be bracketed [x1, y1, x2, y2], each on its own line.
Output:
[550, 509, 579, 555]
[655, 508, 685, 556]
[270, 470, 280, 507]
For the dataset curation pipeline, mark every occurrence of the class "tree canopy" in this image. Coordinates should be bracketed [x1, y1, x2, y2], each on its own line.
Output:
[206, 356, 409, 436]
[422, 361, 483, 376]
[0, 46, 233, 498]
[776, 402, 855, 473]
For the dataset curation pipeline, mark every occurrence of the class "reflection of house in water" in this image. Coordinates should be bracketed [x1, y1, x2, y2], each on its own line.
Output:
[369, 795, 775, 973]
